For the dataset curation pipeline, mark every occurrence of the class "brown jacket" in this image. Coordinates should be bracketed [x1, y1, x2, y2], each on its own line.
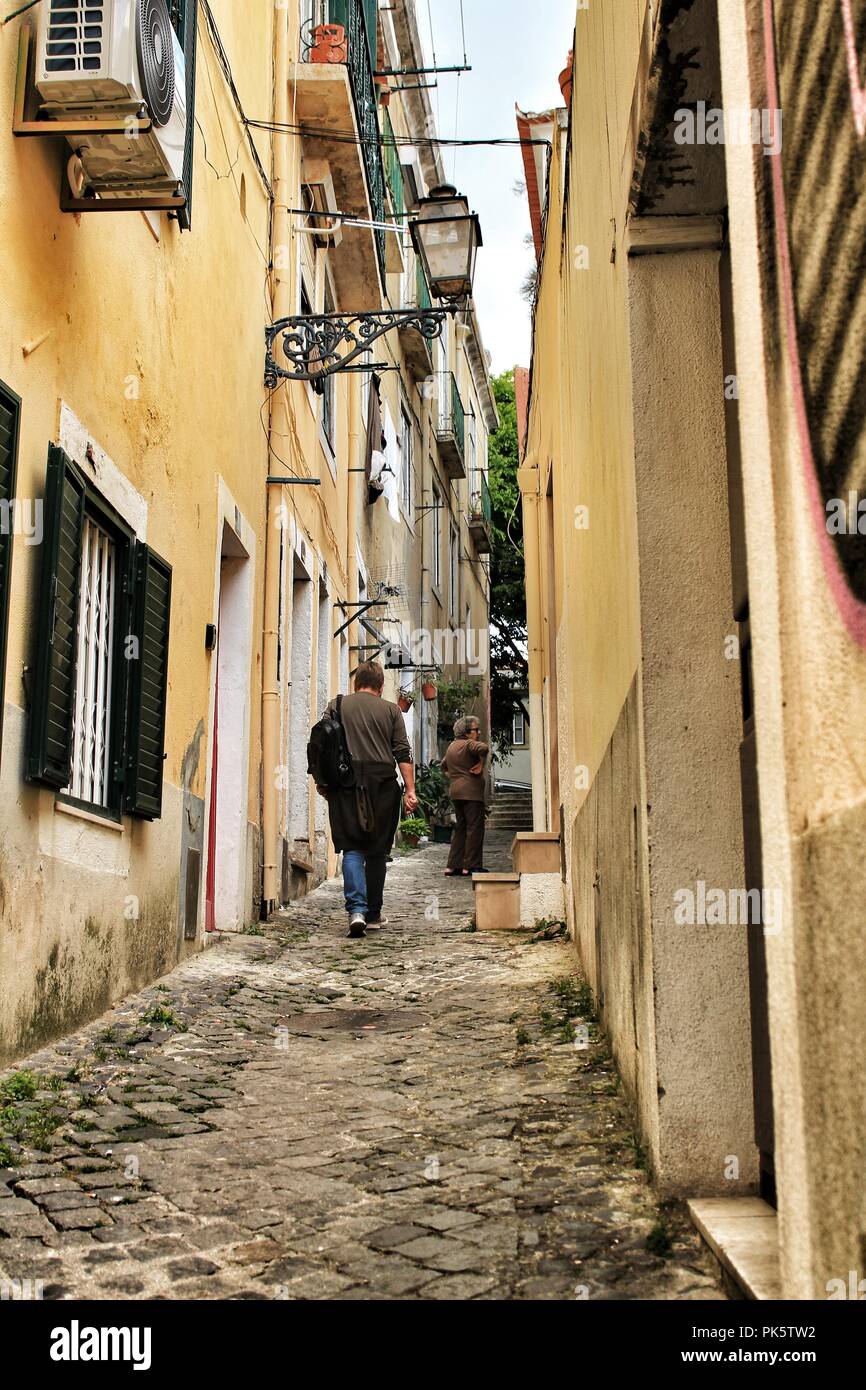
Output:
[325, 693, 412, 766]
[321, 693, 411, 854]
[443, 735, 490, 803]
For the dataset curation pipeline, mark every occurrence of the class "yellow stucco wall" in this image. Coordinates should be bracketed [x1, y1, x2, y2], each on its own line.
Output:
[524, 0, 647, 815]
[0, 2, 274, 1057]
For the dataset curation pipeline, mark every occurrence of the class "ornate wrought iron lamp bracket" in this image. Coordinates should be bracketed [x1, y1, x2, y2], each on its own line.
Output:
[264, 307, 455, 389]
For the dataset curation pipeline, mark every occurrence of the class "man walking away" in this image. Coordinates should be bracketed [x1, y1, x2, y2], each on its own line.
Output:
[315, 662, 417, 938]
[443, 716, 490, 876]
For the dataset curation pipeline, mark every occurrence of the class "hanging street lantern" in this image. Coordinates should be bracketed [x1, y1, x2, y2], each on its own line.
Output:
[410, 185, 482, 304]
[264, 187, 483, 387]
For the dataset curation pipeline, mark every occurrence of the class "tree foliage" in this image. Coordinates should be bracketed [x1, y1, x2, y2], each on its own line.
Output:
[487, 370, 528, 755]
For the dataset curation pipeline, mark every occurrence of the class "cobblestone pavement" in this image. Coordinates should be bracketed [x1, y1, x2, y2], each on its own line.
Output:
[0, 831, 723, 1301]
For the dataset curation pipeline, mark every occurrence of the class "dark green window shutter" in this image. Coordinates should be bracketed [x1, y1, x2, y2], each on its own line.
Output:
[124, 543, 172, 820]
[0, 381, 21, 772]
[27, 445, 86, 789]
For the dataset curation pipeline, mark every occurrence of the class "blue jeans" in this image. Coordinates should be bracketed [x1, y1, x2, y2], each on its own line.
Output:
[342, 850, 388, 918]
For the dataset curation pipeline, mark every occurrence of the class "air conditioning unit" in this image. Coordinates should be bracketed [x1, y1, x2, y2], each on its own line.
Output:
[34, 0, 186, 197]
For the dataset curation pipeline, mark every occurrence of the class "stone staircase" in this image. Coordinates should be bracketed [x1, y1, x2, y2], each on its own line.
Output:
[489, 786, 534, 831]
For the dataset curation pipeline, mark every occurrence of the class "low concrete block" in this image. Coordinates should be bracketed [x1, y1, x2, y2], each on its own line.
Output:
[688, 1197, 781, 1300]
[519, 872, 565, 929]
[473, 874, 522, 931]
[511, 833, 561, 876]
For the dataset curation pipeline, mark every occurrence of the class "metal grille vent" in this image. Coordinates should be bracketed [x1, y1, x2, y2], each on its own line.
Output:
[44, 0, 105, 75]
[136, 0, 175, 128]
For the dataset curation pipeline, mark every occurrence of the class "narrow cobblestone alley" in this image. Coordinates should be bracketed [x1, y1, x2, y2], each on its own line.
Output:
[0, 833, 723, 1301]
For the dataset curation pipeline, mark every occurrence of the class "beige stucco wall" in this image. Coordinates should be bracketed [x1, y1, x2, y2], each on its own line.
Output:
[523, 0, 757, 1197]
[628, 246, 756, 1192]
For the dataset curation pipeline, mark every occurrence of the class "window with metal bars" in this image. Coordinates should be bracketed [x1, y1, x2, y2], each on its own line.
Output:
[28, 446, 172, 822]
[67, 514, 117, 810]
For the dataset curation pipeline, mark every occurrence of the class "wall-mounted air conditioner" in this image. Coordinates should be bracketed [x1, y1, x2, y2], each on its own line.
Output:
[34, 0, 187, 196]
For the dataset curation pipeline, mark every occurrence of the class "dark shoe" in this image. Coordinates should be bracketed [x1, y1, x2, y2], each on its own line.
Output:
[444, 869, 467, 877]
[348, 913, 367, 939]
[469, 867, 489, 874]
[366, 915, 388, 927]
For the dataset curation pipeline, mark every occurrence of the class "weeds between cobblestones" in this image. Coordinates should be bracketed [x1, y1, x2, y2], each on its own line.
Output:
[0, 831, 723, 1301]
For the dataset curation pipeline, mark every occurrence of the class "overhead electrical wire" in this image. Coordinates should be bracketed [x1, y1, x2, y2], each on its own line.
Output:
[244, 118, 551, 150]
[200, 0, 273, 200]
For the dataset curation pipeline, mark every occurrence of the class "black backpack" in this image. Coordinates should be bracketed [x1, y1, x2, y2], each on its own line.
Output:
[307, 695, 356, 791]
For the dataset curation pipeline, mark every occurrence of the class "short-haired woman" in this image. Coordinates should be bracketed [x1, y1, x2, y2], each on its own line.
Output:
[443, 716, 490, 877]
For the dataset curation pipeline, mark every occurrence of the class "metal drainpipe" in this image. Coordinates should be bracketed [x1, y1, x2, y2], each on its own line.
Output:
[347, 372, 361, 680]
[261, 0, 292, 912]
[420, 390, 431, 761]
[517, 456, 547, 831]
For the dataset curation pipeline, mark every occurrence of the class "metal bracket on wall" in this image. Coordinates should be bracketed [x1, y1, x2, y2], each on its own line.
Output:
[333, 597, 387, 641]
[14, 24, 188, 215]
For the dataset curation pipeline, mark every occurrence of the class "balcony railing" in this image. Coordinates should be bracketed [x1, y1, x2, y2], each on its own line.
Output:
[444, 372, 465, 448]
[435, 372, 466, 479]
[382, 107, 404, 220]
[470, 473, 492, 524]
[468, 474, 492, 554]
[323, 0, 387, 281]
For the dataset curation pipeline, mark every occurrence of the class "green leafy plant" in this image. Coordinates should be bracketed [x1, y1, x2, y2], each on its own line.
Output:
[415, 762, 453, 826]
[436, 676, 484, 742]
[398, 816, 428, 847]
[647, 1218, 673, 1257]
[140, 1004, 187, 1031]
[0, 1071, 39, 1103]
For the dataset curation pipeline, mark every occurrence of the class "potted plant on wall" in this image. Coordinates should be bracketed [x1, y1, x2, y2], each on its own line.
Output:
[421, 673, 438, 701]
[398, 688, 415, 714]
[398, 816, 428, 849]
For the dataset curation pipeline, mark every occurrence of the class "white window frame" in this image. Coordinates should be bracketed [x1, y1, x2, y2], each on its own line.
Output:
[399, 404, 413, 519]
[431, 484, 442, 592]
[449, 521, 459, 620]
[512, 710, 526, 748]
[68, 513, 118, 811]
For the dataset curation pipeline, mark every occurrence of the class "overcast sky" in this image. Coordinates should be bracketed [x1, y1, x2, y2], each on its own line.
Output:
[417, 0, 577, 376]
